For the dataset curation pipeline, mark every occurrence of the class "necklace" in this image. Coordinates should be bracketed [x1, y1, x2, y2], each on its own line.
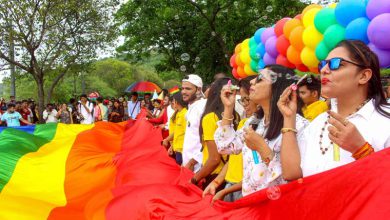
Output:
[319, 99, 369, 155]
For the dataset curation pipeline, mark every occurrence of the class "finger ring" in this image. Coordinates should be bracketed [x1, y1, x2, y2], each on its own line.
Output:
[343, 119, 349, 126]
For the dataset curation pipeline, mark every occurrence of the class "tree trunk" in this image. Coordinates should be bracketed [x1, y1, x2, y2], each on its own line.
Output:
[36, 77, 46, 124]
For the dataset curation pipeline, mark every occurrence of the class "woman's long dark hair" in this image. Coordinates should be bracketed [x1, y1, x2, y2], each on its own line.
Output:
[256, 64, 296, 140]
[199, 77, 239, 144]
[238, 75, 257, 94]
[171, 92, 187, 123]
[336, 40, 390, 118]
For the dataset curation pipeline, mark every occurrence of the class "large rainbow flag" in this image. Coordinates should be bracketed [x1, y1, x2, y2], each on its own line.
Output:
[1, 119, 390, 219]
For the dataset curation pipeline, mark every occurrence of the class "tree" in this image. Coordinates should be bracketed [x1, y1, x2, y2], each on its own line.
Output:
[0, 0, 118, 122]
[116, 0, 306, 83]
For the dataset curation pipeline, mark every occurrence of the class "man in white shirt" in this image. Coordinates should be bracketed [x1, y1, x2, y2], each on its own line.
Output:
[42, 103, 58, 123]
[78, 94, 94, 124]
[182, 74, 206, 173]
[127, 92, 140, 120]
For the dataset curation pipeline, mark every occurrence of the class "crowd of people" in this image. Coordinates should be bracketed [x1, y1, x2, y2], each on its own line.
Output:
[1, 40, 390, 204]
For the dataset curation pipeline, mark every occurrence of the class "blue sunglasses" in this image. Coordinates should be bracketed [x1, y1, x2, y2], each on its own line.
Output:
[318, 57, 366, 72]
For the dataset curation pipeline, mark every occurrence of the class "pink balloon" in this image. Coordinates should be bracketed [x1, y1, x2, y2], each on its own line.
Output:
[265, 36, 279, 58]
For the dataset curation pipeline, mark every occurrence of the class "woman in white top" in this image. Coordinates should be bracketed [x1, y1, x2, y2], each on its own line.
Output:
[214, 65, 308, 197]
[278, 40, 390, 180]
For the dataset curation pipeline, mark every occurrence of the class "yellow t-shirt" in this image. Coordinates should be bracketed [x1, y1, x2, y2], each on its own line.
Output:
[224, 118, 246, 183]
[302, 100, 328, 122]
[201, 112, 225, 175]
[169, 108, 187, 153]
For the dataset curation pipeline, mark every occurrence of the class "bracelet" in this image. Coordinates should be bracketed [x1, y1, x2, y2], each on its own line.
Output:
[281, 128, 298, 134]
[221, 112, 234, 121]
[352, 142, 374, 160]
[212, 179, 221, 186]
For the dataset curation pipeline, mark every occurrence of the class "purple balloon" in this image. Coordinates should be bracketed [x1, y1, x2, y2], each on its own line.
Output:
[261, 27, 275, 45]
[265, 36, 278, 58]
[263, 53, 277, 65]
[367, 13, 390, 50]
[366, 0, 390, 20]
[369, 43, 390, 68]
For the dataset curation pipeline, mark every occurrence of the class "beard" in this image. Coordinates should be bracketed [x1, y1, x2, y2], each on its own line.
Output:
[187, 92, 198, 104]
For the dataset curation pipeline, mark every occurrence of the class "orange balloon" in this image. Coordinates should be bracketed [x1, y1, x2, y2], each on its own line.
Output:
[309, 67, 319, 74]
[237, 66, 247, 78]
[283, 18, 302, 39]
[302, 4, 322, 17]
[289, 26, 305, 50]
[287, 46, 302, 65]
[294, 14, 302, 20]
[235, 43, 242, 54]
[235, 53, 244, 66]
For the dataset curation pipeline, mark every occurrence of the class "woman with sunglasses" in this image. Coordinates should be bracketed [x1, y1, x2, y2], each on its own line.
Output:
[278, 40, 390, 180]
[214, 65, 308, 198]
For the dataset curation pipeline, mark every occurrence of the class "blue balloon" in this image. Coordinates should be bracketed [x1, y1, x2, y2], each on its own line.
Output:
[345, 17, 370, 44]
[256, 43, 266, 57]
[335, 0, 367, 27]
[254, 28, 266, 44]
[257, 59, 266, 70]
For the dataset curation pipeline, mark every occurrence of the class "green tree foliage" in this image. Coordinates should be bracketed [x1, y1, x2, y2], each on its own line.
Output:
[116, 0, 306, 83]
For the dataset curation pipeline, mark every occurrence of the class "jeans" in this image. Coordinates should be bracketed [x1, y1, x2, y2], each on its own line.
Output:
[223, 181, 243, 202]
[175, 152, 183, 165]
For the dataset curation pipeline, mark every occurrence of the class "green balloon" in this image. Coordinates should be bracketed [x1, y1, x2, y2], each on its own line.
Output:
[323, 24, 345, 50]
[249, 46, 260, 61]
[314, 8, 337, 34]
[250, 59, 258, 73]
[315, 41, 330, 61]
[249, 37, 257, 48]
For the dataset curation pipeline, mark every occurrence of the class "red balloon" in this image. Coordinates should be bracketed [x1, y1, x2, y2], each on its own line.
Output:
[230, 54, 238, 68]
[295, 14, 302, 20]
[232, 68, 240, 79]
[296, 63, 310, 72]
[276, 55, 295, 68]
[276, 35, 290, 56]
[274, 18, 291, 37]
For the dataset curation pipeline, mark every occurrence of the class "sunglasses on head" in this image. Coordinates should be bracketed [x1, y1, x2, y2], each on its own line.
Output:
[318, 57, 366, 72]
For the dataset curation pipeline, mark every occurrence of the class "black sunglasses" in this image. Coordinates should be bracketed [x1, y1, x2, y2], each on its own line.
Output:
[318, 57, 366, 72]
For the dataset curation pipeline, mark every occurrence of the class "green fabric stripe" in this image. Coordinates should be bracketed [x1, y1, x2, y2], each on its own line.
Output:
[0, 123, 58, 192]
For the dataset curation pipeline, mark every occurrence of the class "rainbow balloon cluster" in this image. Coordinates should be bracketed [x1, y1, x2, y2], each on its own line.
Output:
[230, 0, 390, 79]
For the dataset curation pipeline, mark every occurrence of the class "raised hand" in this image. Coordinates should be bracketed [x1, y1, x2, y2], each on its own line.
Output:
[277, 86, 297, 118]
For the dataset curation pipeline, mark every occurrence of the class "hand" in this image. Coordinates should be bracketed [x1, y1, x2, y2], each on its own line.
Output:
[202, 181, 218, 198]
[167, 146, 173, 155]
[243, 127, 264, 151]
[212, 190, 226, 204]
[162, 139, 170, 147]
[220, 85, 237, 110]
[158, 124, 165, 129]
[327, 111, 366, 153]
[277, 86, 297, 118]
[184, 161, 195, 171]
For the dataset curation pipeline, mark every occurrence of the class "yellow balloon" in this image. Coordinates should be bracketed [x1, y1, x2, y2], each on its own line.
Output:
[242, 38, 250, 50]
[329, 3, 337, 9]
[241, 49, 251, 64]
[301, 47, 319, 68]
[303, 8, 321, 28]
[302, 25, 323, 49]
[244, 65, 257, 76]
[302, 4, 322, 17]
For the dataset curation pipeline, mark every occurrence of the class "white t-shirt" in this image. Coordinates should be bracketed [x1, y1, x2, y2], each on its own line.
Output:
[78, 101, 94, 124]
[43, 109, 58, 123]
[165, 105, 175, 130]
[182, 98, 207, 172]
[128, 100, 141, 119]
[299, 99, 390, 177]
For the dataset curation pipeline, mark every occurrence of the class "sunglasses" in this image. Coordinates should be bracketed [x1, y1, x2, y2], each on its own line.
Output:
[318, 57, 366, 72]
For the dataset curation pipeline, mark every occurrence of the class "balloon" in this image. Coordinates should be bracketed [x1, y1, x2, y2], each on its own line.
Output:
[242, 39, 250, 48]
[369, 43, 390, 68]
[301, 47, 319, 68]
[232, 68, 240, 79]
[367, 13, 390, 50]
[265, 36, 278, 57]
[334, 0, 367, 27]
[302, 25, 323, 49]
[250, 60, 258, 73]
[241, 49, 251, 64]
[289, 26, 305, 51]
[302, 4, 322, 17]
[309, 67, 319, 74]
[366, 0, 390, 20]
[256, 43, 266, 57]
[274, 18, 291, 37]
[250, 47, 261, 61]
[283, 19, 302, 39]
[296, 63, 309, 72]
[257, 59, 266, 70]
[235, 43, 242, 54]
[323, 24, 345, 50]
[244, 64, 257, 76]
[261, 27, 275, 45]
[263, 53, 276, 65]
[230, 54, 238, 68]
[254, 28, 266, 44]
[276, 55, 295, 68]
[235, 52, 244, 66]
[345, 17, 370, 44]
[276, 35, 290, 56]
[302, 8, 321, 28]
[287, 46, 302, 65]
[329, 3, 337, 9]
[294, 14, 302, 20]
[249, 37, 257, 48]
[237, 66, 247, 78]
[314, 8, 337, 34]
[315, 41, 330, 61]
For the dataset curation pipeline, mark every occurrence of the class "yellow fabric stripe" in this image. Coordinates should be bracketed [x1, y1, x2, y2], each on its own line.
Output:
[0, 124, 94, 220]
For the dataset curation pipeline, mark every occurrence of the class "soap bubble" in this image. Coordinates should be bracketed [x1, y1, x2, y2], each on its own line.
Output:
[180, 65, 187, 72]
[266, 186, 281, 200]
[192, 64, 197, 69]
[266, 6, 273, 13]
[174, 15, 179, 20]
[307, 77, 313, 84]
[262, 15, 268, 20]
[195, 57, 201, 62]
[285, 73, 292, 80]
[180, 53, 190, 61]
[269, 71, 278, 84]
[211, 31, 216, 36]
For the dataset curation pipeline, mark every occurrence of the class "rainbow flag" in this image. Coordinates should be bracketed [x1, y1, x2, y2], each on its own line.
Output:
[169, 86, 180, 95]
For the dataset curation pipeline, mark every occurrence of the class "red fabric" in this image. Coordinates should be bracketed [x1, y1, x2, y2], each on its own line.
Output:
[148, 107, 168, 124]
[104, 119, 390, 219]
[19, 108, 31, 126]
